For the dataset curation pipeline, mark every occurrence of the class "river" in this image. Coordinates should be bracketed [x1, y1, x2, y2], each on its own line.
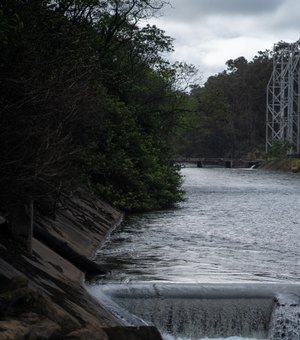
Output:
[89, 166, 300, 339]
[95, 166, 300, 283]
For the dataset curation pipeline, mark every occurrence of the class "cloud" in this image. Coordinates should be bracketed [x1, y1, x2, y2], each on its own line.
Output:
[163, 0, 283, 21]
[264, 1, 300, 35]
[149, 0, 300, 82]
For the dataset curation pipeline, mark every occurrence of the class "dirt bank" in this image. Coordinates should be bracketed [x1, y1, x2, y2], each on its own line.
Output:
[0, 189, 162, 339]
[261, 158, 300, 172]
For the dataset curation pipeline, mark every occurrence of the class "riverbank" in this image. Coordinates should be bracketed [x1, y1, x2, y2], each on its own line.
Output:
[0, 188, 162, 339]
[261, 158, 300, 172]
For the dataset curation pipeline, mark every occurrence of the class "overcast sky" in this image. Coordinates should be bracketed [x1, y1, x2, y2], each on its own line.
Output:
[147, 0, 300, 83]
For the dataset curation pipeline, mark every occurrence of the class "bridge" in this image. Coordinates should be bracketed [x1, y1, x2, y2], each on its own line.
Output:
[175, 157, 263, 168]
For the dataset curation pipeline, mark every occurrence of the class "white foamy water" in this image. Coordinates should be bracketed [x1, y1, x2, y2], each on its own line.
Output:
[91, 166, 300, 339]
[163, 336, 262, 340]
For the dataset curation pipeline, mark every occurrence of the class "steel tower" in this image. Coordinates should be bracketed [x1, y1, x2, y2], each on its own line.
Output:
[266, 40, 300, 155]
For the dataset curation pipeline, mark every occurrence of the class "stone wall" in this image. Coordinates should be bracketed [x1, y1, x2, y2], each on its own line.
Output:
[0, 188, 162, 339]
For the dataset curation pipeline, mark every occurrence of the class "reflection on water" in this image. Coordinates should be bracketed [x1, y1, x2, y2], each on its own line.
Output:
[95, 167, 300, 283]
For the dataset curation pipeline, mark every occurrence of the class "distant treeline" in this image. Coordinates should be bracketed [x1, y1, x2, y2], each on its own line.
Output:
[176, 52, 274, 159]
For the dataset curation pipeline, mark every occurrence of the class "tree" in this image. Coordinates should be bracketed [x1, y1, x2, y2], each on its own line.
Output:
[81, 10, 186, 211]
[0, 0, 104, 252]
[0, 0, 187, 254]
[176, 50, 273, 159]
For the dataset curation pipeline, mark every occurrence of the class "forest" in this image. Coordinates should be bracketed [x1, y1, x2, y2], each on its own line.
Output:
[0, 0, 284, 225]
[0, 0, 194, 218]
[176, 52, 274, 159]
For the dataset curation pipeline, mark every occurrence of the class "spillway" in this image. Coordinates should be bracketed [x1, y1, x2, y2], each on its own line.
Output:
[88, 283, 300, 340]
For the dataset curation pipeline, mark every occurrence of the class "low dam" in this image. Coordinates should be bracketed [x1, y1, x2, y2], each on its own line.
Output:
[88, 283, 300, 340]
[90, 167, 300, 339]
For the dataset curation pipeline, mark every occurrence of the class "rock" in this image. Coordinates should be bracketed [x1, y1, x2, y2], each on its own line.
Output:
[0, 320, 29, 340]
[104, 326, 163, 340]
[0, 275, 28, 294]
[0, 189, 124, 340]
[7, 276, 29, 291]
[26, 318, 61, 340]
[1, 283, 80, 332]
[0, 317, 61, 340]
[65, 326, 109, 340]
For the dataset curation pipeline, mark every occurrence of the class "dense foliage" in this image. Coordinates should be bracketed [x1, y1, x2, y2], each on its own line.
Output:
[0, 0, 193, 215]
[176, 51, 273, 159]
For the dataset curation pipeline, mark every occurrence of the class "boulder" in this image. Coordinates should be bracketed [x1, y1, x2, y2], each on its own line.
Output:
[65, 326, 109, 340]
[104, 326, 163, 340]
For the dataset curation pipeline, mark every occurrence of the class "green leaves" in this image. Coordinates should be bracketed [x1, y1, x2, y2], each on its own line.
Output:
[267, 140, 291, 159]
[85, 96, 184, 211]
[176, 50, 273, 159]
[0, 0, 185, 213]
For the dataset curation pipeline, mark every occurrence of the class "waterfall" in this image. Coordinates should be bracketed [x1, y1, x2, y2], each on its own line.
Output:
[269, 294, 300, 340]
[113, 297, 272, 339]
[88, 283, 300, 340]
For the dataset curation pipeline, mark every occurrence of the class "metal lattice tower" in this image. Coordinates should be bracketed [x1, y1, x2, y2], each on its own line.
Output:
[266, 40, 300, 155]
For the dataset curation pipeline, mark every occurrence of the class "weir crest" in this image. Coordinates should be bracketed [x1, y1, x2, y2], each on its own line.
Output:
[88, 283, 300, 340]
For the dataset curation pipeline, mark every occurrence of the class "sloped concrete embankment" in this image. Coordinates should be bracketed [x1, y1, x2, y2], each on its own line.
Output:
[0, 189, 162, 339]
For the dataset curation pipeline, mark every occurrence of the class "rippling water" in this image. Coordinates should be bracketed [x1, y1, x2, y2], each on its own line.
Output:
[95, 167, 300, 283]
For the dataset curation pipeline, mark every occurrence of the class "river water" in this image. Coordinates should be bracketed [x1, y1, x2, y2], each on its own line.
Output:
[91, 166, 300, 340]
[95, 166, 300, 284]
